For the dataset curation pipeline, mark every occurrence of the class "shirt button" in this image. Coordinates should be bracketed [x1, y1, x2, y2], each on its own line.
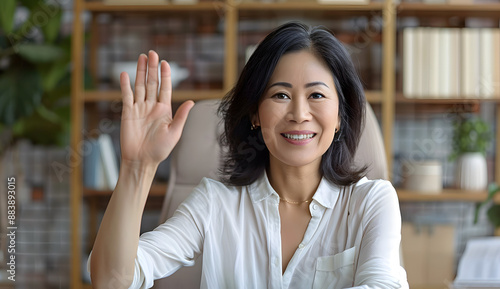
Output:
[298, 243, 305, 249]
[313, 204, 318, 210]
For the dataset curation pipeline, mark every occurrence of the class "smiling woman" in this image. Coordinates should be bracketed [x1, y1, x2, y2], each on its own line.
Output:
[89, 21, 408, 289]
[219, 22, 367, 188]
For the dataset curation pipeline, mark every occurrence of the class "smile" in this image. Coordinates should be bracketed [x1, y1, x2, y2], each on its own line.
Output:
[281, 133, 316, 140]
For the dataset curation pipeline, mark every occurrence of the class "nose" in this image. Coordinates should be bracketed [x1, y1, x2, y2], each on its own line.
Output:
[286, 97, 311, 123]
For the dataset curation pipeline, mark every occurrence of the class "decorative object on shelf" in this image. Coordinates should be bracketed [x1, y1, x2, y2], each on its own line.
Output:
[474, 183, 500, 227]
[111, 61, 189, 89]
[451, 115, 492, 191]
[403, 160, 443, 193]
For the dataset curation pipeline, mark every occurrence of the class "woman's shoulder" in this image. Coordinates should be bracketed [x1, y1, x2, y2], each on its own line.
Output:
[193, 177, 247, 198]
[347, 177, 398, 203]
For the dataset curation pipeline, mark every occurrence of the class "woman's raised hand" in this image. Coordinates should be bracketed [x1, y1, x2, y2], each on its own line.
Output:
[119, 50, 194, 167]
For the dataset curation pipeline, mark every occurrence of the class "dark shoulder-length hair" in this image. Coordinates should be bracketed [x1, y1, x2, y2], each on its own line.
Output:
[218, 21, 366, 187]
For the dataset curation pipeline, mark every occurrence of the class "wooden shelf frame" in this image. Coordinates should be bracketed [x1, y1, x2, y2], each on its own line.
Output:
[70, 1, 500, 288]
[236, 2, 384, 11]
[397, 188, 489, 202]
[397, 3, 500, 18]
[83, 1, 218, 12]
[82, 89, 226, 102]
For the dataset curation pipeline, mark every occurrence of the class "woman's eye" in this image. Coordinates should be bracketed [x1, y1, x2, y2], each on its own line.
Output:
[310, 93, 325, 99]
[273, 93, 290, 99]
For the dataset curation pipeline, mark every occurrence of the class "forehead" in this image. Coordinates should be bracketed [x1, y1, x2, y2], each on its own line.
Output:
[268, 50, 334, 84]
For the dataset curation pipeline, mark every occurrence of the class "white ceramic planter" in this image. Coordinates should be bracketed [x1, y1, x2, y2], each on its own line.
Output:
[455, 152, 488, 191]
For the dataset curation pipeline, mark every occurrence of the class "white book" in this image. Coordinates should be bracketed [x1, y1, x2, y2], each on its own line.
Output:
[480, 29, 494, 98]
[403, 28, 415, 98]
[438, 29, 451, 98]
[461, 28, 481, 98]
[429, 28, 440, 98]
[493, 29, 500, 97]
[414, 28, 425, 98]
[449, 28, 461, 98]
[98, 134, 119, 190]
[420, 28, 432, 98]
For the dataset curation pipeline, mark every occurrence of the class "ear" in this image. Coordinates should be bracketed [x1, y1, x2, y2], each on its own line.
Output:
[251, 113, 260, 127]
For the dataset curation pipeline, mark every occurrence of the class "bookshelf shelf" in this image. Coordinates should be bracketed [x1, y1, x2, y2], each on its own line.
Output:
[84, 2, 218, 12]
[397, 188, 488, 202]
[397, 3, 500, 17]
[237, 2, 384, 11]
[365, 90, 383, 103]
[395, 93, 500, 104]
[82, 89, 225, 102]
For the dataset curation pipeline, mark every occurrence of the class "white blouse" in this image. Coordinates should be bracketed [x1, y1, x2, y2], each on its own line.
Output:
[125, 172, 408, 289]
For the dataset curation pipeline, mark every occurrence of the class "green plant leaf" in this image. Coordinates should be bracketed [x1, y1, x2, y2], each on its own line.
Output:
[487, 204, 500, 228]
[487, 183, 500, 202]
[39, 59, 70, 91]
[19, 0, 39, 11]
[12, 109, 65, 146]
[17, 43, 64, 63]
[474, 202, 482, 224]
[40, 4, 61, 43]
[0, 0, 17, 34]
[0, 67, 42, 125]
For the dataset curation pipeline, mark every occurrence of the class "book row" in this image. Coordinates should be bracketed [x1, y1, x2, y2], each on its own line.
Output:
[403, 27, 500, 99]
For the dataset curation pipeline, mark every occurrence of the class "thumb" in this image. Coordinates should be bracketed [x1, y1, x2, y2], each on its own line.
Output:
[170, 100, 195, 137]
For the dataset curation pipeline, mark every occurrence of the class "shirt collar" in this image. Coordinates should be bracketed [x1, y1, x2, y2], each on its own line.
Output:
[249, 170, 341, 209]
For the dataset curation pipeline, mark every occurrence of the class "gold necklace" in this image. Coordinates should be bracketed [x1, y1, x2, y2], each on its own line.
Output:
[279, 197, 313, 205]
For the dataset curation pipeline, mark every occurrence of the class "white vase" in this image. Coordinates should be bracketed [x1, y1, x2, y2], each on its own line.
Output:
[455, 152, 488, 191]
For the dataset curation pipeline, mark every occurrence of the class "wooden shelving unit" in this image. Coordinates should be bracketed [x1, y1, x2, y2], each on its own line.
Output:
[70, 1, 500, 288]
[397, 188, 489, 202]
[82, 89, 225, 102]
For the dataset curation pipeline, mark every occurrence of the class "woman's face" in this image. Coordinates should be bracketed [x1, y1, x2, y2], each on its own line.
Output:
[254, 50, 340, 169]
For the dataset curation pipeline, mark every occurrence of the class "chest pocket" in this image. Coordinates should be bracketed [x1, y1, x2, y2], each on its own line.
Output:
[313, 246, 356, 289]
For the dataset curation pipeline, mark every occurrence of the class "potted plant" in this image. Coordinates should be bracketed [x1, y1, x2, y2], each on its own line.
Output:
[0, 0, 73, 152]
[474, 183, 500, 228]
[450, 114, 492, 191]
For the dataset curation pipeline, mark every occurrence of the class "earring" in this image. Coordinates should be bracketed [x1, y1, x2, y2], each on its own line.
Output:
[251, 124, 258, 130]
[334, 128, 342, 142]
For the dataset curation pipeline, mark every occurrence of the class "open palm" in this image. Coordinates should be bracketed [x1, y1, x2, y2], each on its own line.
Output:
[120, 51, 194, 166]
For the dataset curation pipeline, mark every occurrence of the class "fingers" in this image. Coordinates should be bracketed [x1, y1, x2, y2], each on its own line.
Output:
[146, 50, 159, 103]
[134, 54, 148, 103]
[120, 72, 134, 108]
[170, 100, 195, 137]
[158, 60, 172, 105]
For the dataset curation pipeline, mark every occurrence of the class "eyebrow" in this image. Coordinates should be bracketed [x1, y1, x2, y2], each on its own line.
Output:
[268, 81, 329, 89]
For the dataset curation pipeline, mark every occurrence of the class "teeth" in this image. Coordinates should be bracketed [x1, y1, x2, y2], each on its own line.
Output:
[283, 133, 315, 140]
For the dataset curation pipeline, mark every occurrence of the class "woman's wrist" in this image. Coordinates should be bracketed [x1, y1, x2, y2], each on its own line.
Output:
[120, 159, 159, 176]
[116, 159, 158, 199]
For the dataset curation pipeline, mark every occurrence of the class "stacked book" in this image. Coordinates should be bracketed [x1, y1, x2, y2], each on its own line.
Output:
[403, 27, 500, 99]
[83, 134, 119, 191]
